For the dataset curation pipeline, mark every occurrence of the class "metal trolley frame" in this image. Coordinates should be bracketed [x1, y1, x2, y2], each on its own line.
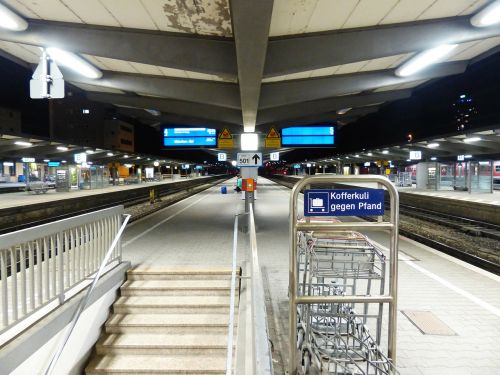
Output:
[289, 175, 400, 375]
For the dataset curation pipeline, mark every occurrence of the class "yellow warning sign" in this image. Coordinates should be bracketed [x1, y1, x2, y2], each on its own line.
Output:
[218, 128, 234, 149]
[265, 127, 281, 148]
[267, 127, 280, 138]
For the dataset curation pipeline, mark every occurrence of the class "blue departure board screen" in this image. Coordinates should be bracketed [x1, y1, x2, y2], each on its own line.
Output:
[281, 125, 335, 146]
[162, 127, 217, 147]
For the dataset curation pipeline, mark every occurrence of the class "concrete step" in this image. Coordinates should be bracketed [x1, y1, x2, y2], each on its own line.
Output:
[96, 332, 229, 355]
[105, 313, 232, 334]
[86, 354, 226, 374]
[120, 279, 234, 296]
[127, 267, 233, 280]
[113, 295, 235, 314]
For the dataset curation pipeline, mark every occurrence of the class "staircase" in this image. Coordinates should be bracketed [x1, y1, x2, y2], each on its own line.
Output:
[86, 267, 239, 375]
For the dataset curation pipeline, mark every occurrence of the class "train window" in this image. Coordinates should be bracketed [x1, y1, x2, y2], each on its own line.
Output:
[496, 165, 500, 172]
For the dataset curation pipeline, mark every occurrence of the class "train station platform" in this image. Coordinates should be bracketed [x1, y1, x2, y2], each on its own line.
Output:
[120, 177, 500, 375]
[0, 176, 205, 210]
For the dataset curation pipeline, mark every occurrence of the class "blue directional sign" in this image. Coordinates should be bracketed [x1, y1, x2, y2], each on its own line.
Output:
[304, 189, 384, 217]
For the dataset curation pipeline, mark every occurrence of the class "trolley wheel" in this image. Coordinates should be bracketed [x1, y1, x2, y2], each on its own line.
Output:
[301, 349, 311, 374]
[297, 328, 305, 350]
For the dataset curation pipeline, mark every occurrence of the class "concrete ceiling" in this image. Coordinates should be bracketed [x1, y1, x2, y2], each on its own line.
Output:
[0, 0, 499, 132]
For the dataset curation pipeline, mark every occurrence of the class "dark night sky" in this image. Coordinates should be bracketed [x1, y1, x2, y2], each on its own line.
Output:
[1, 50, 500, 163]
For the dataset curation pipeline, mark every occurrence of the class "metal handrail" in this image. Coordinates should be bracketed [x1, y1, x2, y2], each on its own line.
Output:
[288, 175, 399, 375]
[44, 214, 131, 375]
[248, 203, 273, 375]
[225, 213, 239, 375]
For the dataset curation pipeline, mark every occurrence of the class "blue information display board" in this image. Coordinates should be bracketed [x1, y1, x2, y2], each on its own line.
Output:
[162, 127, 217, 147]
[304, 189, 384, 217]
[282, 125, 335, 147]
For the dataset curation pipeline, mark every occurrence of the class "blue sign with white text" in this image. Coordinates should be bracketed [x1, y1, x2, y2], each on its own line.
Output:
[304, 189, 384, 217]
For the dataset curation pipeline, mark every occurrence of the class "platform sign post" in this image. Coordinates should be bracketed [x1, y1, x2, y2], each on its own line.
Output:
[217, 128, 234, 149]
[265, 127, 281, 148]
[237, 152, 262, 167]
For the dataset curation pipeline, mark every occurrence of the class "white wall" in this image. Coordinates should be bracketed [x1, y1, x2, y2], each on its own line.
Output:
[12, 280, 121, 375]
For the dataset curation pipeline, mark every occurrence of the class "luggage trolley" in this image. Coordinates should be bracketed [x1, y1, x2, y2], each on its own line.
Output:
[289, 175, 400, 375]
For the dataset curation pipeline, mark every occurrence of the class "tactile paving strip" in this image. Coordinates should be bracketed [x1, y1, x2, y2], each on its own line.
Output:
[401, 310, 456, 336]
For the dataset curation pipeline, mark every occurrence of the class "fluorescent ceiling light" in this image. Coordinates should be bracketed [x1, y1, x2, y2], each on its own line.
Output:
[14, 141, 32, 146]
[464, 154, 473, 158]
[355, 154, 360, 158]
[471, 0, 500, 27]
[367, 152, 373, 156]
[430, 157, 437, 161]
[241, 133, 258, 151]
[124, 154, 129, 158]
[61, 160, 67, 163]
[463, 136, 481, 143]
[124, 164, 132, 168]
[427, 143, 440, 148]
[85, 150, 94, 154]
[46, 47, 102, 79]
[0, 3, 28, 31]
[43, 159, 50, 162]
[395, 44, 457, 77]
[57, 146, 68, 151]
[107, 152, 114, 156]
[336, 107, 352, 115]
[382, 150, 389, 154]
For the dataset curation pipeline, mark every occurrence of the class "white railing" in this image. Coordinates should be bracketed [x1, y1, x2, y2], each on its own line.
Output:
[0, 206, 125, 335]
[248, 204, 273, 375]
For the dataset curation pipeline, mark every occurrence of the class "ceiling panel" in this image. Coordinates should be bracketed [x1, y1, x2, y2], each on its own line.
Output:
[342, 0, 399, 29]
[448, 37, 500, 61]
[0, 41, 41, 63]
[81, 54, 231, 82]
[306, 0, 358, 34]
[262, 71, 315, 83]
[4, 0, 82, 22]
[60, 0, 121, 27]
[98, 0, 157, 30]
[262, 53, 411, 83]
[4, 0, 232, 36]
[128, 61, 163, 75]
[141, 0, 232, 36]
[82, 55, 137, 73]
[380, 0, 435, 25]
[417, 0, 488, 20]
[269, 0, 489, 36]
[157, 66, 190, 79]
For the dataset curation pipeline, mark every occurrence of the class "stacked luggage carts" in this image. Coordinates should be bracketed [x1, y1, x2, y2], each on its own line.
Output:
[296, 229, 397, 375]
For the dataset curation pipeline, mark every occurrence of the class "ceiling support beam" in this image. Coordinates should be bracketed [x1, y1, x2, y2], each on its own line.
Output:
[64, 70, 241, 109]
[87, 92, 242, 125]
[256, 89, 411, 124]
[265, 16, 500, 78]
[0, 20, 237, 79]
[230, 0, 274, 132]
[260, 61, 468, 108]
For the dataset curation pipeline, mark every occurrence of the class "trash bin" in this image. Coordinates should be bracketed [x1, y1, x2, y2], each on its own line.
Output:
[221, 186, 227, 194]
